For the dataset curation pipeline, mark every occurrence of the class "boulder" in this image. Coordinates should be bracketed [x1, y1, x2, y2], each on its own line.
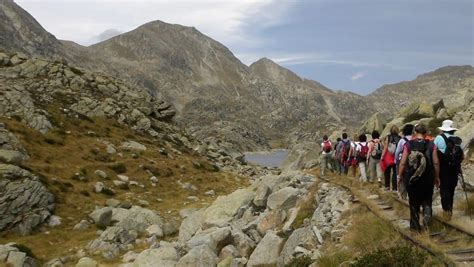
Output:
[133, 246, 178, 267]
[247, 231, 284, 267]
[177, 245, 218, 267]
[0, 149, 25, 165]
[75, 257, 97, 267]
[146, 224, 164, 238]
[89, 207, 113, 228]
[112, 206, 164, 233]
[186, 227, 231, 252]
[94, 170, 108, 179]
[266, 187, 299, 211]
[256, 209, 286, 235]
[202, 189, 255, 228]
[231, 229, 256, 258]
[277, 226, 318, 266]
[178, 209, 205, 243]
[0, 164, 55, 235]
[252, 185, 271, 208]
[121, 141, 147, 151]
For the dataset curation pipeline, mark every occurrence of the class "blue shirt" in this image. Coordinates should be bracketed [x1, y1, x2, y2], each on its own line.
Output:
[434, 133, 452, 154]
[395, 136, 411, 164]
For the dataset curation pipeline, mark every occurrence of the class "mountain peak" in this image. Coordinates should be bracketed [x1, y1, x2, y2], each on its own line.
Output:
[250, 57, 303, 84]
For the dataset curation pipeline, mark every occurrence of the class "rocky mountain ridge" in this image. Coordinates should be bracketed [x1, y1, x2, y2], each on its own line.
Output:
[1, 0, 473, 151]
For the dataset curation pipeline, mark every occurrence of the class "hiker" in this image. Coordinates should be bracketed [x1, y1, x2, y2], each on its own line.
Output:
[367, 130, 383, 184]
[356, 134, 369, 182]
[333, 137, 342, 174]
[347, 134, 359, 178]
[337, 133, 351, 175]
[434, 120, 464, 220]
[382, 125, 401, 191]
[320, 135, 333, 176]
[395, 124, 414, 199]
[398, 123, 440, 231]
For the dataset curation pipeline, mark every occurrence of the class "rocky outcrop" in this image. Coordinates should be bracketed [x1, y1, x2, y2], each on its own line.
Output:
[86, 206, 165, 259]
[359, 112, 387, 134]
[282, 142, 320, 170]
[0, 243, 39, 267]
[0, 52, 176, 136]
[0, 164, 55, 235]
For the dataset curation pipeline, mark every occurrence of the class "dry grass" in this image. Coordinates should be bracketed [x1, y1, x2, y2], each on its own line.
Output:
[0, 113, 249, 263]
[291, 179, 321, 228]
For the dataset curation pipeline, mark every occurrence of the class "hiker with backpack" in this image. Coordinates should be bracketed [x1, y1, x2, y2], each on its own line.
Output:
[320, 135, 333, 176]
[347, 134, 359, 178]
[382, 125, 401, 191]
[356, 134, 369, 182]
[333, 137, 342, 174]
[367, 130, 383, 184]
[398, 123, 440, 231]
[337, 133, 351, 175]
[434, 120, 464, 220]
[395, 124, 415, 199]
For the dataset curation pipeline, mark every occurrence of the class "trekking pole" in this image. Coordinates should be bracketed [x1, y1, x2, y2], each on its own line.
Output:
[459, 169, 472, 220]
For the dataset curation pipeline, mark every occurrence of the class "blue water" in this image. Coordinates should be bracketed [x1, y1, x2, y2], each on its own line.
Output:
[244, 149, 289, 168]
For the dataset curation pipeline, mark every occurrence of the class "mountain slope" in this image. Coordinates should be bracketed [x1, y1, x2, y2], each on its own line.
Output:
[368, 65, 474, 116]
[0, 0, 64, 57]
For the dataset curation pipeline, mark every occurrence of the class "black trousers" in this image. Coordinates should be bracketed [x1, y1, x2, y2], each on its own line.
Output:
[406, 178, 434, 231]
[440, 166, 458, 212]
[384, 164, 397, 190]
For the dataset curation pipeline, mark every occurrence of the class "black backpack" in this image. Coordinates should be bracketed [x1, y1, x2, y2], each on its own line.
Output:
[440, 134, 463, 173]
[405, 139, 434, 185]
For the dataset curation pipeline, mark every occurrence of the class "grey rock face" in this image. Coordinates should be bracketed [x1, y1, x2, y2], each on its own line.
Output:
[0, 164, 55, 235]
[252, 185, 271, 208]
[202, 189, 255, 228]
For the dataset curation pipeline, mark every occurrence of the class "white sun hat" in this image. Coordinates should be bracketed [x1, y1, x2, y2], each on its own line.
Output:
[438, 120, 458, 132]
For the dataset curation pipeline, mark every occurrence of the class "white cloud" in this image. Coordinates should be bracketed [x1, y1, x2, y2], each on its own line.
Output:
[350, 71, 368, 81]
[16, 0, 290, 46]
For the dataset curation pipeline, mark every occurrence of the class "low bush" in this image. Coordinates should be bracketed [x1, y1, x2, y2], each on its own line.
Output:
[350, 246, 427, 267]
[109, 162, 127, 174]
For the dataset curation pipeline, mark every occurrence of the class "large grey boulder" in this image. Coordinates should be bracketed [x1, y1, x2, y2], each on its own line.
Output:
[133, 246, 179, 267]
[247, 231, 284, 267]
[120, 141, 147, 151]
[186, 227, 231, 252]
[202, 189, 255, 228]
[87, 226, 138, 258]
[231, 229, 256, 258]
[0, 243, 38, 267]
[358, 112, 387, 134]
[277, 226, 318, 266]
[112, 206, 164, 233]
[0, 149, 26, 165]
[266, 187, 300, 211]
[178, 209, 205, 243]
[75, 257, 97, 267]
[252, 185, 271, 208]
[89, 207, 113, 228]
[0, 164, 55, 235]
[177, 245, 218, 267]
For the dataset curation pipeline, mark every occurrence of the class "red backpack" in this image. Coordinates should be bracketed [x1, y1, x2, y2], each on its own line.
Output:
[322, 140, 332, 153]
[357, 143, 369, 161]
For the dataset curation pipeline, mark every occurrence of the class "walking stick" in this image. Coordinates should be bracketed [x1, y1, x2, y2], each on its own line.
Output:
[459, 169, 472, 220]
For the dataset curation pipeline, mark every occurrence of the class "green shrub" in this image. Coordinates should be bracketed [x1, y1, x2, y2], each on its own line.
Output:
[350, 246, 427, 267]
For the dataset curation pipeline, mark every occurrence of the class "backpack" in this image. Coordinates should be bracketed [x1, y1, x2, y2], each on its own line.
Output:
[387, 134, 401, 155]
[340, 140, 351, 161]
[440, 134, 463, 173]
[357, 143, 369, 161]
[322, 140, 332, 153]
[406, 139, 433, 185]
[370, 140, 382, 160]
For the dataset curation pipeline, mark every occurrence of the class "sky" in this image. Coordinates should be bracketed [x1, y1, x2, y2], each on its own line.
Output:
[16, 0, 474, 95]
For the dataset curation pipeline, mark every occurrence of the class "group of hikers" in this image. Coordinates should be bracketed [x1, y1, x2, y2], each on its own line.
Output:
[320, 119, 465, 231]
